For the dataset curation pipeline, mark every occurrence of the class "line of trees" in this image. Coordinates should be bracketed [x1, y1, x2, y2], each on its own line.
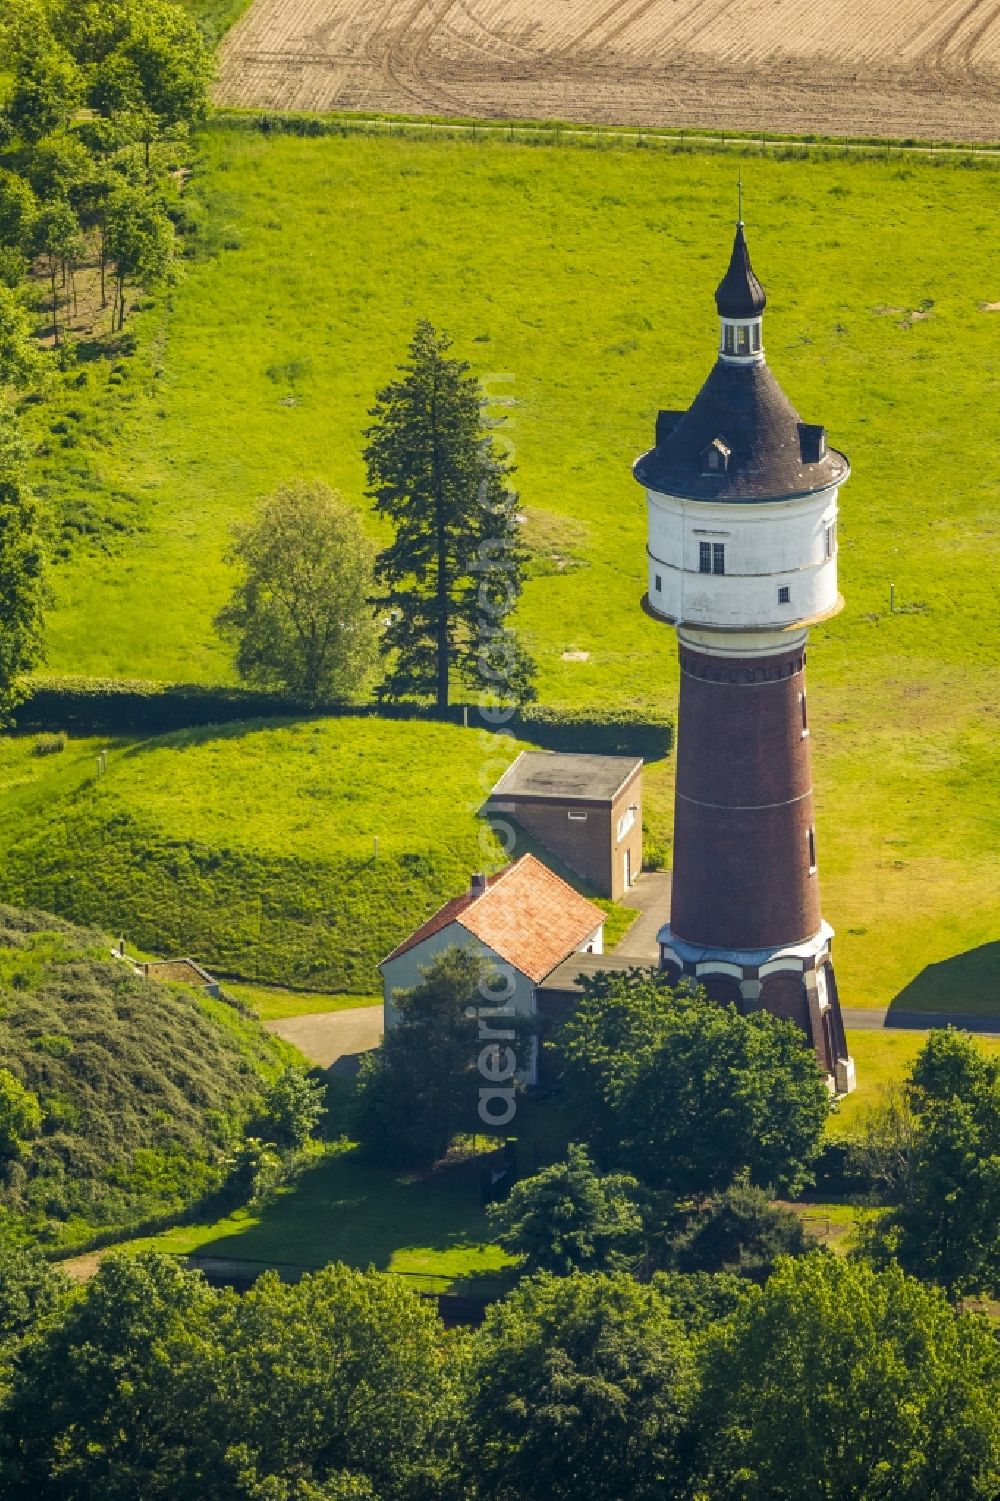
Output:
[0, 1244, 996, 1500]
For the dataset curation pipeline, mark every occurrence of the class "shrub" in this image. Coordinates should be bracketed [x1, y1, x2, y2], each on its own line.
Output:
[31, 732, 65, 756]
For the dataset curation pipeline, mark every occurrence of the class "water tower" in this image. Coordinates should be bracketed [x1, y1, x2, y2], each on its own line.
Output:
[634, 218, 855, 1093]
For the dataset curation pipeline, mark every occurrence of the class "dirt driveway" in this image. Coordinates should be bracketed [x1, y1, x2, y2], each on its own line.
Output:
[265, 1004, 384, 1069]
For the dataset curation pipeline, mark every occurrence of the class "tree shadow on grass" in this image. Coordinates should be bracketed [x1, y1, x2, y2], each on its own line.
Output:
[194, 1144, 501, 1281]
[887, 941, 1000, 1020]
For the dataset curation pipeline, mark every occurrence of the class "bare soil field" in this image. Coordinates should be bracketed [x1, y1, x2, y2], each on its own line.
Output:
[216, 0, 1000, 143]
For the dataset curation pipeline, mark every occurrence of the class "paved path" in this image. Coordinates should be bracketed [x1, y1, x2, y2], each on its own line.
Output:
[613, 871, 671, 962]
[843, 1007, 1000, 1036]
[265, 1004, 383, 1069]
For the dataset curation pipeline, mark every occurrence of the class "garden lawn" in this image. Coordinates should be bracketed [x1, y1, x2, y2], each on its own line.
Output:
[25, 129, 1000, 1016]
[830, 1025, 1000, 1137]
[127, 1141, 517, 1292]
[125, 1085, 584, 1289]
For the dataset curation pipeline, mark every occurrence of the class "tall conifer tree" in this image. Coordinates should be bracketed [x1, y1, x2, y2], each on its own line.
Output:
[364, 320, 535, 710]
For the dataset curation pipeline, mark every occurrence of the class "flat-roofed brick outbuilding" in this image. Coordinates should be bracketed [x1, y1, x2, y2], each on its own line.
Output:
[487, 751, 643, 900]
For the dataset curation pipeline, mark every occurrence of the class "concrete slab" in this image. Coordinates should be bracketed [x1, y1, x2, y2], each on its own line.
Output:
[613, 870, 671, 962]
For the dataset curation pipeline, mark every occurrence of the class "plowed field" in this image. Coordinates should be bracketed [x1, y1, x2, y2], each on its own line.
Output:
[216, 0, 1000, 143]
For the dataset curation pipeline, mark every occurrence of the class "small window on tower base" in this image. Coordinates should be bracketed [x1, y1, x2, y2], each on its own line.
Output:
[654, 574, 662, 593]
[778, 586, 790, 604]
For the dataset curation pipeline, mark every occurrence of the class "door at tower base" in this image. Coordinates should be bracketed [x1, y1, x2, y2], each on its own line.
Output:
[659, 929, 856, 1093]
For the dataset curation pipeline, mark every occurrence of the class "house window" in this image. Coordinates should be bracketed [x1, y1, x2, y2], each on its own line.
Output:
[616, 805, 636, 841]
[712, 542, 726, 575]
[807, 826, 817, 872]
[699, 541, 712, 574]
[778, 585, 790, 604]
[707, 448, 719, 471]
[654, 573, 662, 593]
[825, 521, 837, 559]
[567, 810, 587, 822]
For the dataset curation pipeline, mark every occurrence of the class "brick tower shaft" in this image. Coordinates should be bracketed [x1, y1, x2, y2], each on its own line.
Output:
[671, 633, 818, 952]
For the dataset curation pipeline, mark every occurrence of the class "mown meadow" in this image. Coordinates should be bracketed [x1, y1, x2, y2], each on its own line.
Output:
[12, 127, 1000, 1014]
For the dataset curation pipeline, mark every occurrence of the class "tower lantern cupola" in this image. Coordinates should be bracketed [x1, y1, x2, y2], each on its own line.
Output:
[715, 221, 766, 362]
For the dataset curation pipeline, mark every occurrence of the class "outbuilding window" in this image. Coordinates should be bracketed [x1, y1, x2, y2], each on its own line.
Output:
[617, 805, 637, 841]
[699, 541, 712, 574]
[567, 810, 587, 823]
[778, 585, 790, 604]
[713, 542, 726, 575]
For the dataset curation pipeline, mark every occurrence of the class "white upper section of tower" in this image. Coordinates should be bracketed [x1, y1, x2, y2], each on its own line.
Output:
[645, 485, 843, 632]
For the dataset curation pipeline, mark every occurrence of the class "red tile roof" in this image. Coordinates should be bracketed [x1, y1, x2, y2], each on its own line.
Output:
[381, 855, 606, 983]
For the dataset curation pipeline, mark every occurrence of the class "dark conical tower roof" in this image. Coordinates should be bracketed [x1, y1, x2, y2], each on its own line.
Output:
[632, 223, 849, 503]
[715, 222, 767, 318]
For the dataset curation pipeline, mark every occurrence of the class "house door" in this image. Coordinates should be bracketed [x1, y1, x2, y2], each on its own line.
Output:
[624, 848, 632, 889]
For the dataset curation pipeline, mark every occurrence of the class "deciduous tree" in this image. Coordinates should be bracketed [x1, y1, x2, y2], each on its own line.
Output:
[104, 182, 173, 329]
[31, 197, 81, 344]
[4, 1, 83, 144]
[560, 970, 830, 1199]
[464, 1272, 696, 1501]
[364, 319, 535, 710]
[668, 1179, 809, 1280]
[696, 1255, 1000, 1501]
[356, 946, 529, 1166]
[891, 1030, 1000, 1295]
[0, 1068, 43, 1160]
[214, 481, 379, 705]
[256, 1066, 326, 1151]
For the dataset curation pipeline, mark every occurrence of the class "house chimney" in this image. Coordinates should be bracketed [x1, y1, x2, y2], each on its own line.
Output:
[470, 873, 488, 897]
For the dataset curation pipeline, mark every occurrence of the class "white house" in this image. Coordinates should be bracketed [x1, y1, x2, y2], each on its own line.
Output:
[379, 853, 606, 1086]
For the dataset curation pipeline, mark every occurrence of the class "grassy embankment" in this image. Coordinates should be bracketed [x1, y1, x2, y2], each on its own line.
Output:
[0, 722, 638, 993]
[18, 129, 998, 1018]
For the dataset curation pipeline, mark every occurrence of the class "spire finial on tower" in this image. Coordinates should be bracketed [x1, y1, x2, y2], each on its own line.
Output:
[715, 212, 766, 319]
[737, 171, 743, 226]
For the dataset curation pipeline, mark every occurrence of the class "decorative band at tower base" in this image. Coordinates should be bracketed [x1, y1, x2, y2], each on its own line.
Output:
[659, 920, 855, 1093]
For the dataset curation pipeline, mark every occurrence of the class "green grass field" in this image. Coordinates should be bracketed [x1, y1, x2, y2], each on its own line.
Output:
[24, 127, 999, 1016]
